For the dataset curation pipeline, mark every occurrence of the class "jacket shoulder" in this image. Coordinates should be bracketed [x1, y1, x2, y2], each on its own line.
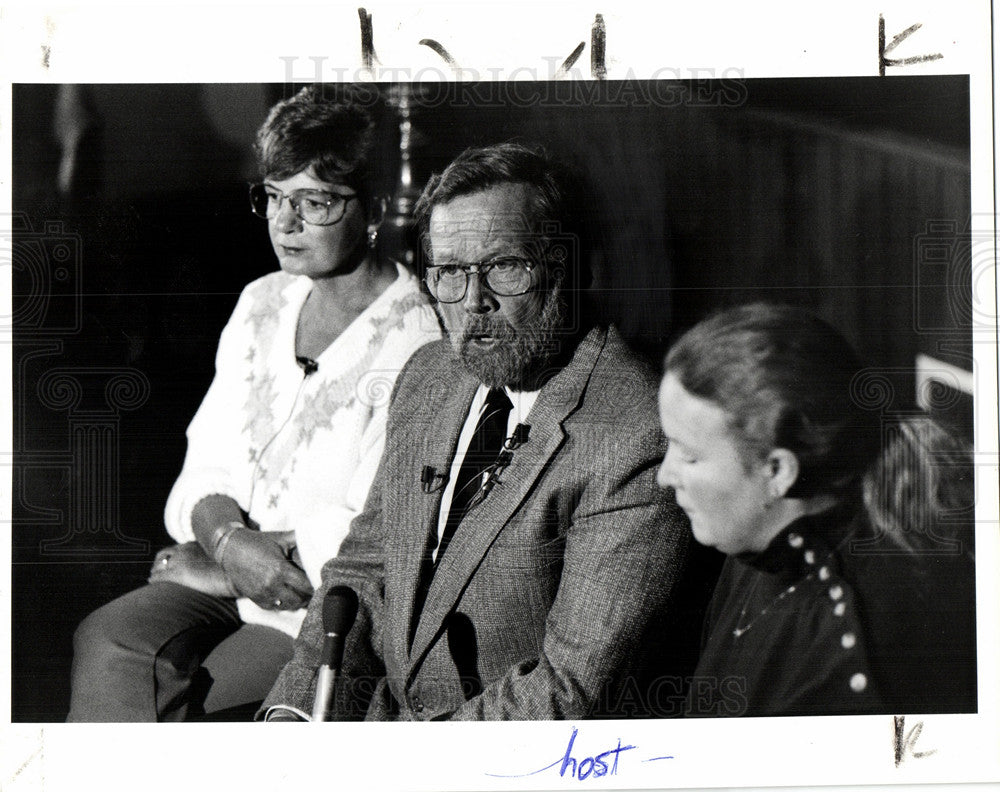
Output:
[386, 338, 466, 416]
[395, 338, 454, 386]
[581, 326, 661, 425]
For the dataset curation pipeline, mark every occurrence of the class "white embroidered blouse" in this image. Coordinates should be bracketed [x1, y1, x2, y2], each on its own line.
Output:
[164, 263, 441, 635]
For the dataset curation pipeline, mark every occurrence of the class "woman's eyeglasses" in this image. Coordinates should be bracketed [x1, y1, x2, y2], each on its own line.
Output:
[249, 184, 358, 226]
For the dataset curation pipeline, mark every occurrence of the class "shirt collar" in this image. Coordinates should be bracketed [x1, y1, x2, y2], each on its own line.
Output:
[735, 503, 858, 582]
[468, 384, 539, 433]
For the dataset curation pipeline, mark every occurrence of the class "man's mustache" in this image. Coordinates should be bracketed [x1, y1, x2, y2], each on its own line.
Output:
[461, 315, 517, 341]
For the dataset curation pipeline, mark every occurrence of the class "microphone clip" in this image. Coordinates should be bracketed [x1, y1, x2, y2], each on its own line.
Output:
[504, 423, 531, 451]
[296, 356, 320, 376]
[421, 465, 449, 493]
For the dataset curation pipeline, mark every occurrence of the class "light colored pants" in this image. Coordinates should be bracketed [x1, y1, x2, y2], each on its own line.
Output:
[67, 581, 292, 721]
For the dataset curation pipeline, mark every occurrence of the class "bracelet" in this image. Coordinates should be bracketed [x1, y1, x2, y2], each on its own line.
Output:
[209, 520, 244, 555]
[211, 521, 245, 565]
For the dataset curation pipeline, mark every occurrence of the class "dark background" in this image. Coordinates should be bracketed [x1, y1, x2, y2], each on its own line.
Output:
[11, 78, 972, 721]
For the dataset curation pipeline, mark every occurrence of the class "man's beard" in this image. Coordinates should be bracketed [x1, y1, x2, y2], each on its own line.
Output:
[448, 289, 569, 390]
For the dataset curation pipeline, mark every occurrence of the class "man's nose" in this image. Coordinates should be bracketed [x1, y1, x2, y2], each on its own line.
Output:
[462, 271, 497, 315]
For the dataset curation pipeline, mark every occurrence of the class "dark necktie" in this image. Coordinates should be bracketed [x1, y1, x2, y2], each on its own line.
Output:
[435, 387, 513, 564]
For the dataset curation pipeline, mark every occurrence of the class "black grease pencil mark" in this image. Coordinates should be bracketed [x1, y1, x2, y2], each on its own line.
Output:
[41, 15, 55, 70]
[885, 21, 924, 53]
[554, 42, 586, 79]
[893, 716, 937, 767]
[358, 7, 378, 71]
[887, 53, 944, 68]
[879, 14, 943, 76]
[419, 38, 458, 68]
[878, 14, 885, 76]
[591, 13, 607, 79]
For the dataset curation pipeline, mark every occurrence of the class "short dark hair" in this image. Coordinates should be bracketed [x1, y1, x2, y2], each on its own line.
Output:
[414, 142, 591, 290]
[255, 85, 376, 203]
[664, 302, 881, 498]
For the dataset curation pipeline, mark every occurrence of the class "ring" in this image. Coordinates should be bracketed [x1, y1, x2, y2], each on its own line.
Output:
[274, 599, 282, 608]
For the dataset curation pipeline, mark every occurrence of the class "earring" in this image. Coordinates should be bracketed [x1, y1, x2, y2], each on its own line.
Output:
[367, 228, 379, 249]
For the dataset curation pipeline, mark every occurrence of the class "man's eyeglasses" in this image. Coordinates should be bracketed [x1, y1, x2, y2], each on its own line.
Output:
[249, 183, 358, 226]
[424, 257, 537, 303]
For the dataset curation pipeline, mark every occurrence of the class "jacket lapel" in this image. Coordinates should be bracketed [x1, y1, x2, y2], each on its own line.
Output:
[407, 327, 609, 673]
[390, 351, 479, 665]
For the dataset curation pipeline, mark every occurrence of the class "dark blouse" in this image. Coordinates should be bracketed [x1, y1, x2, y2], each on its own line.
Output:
[685, 506, 976, 717]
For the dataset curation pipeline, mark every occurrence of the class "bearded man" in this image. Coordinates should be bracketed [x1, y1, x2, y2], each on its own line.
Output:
[261, 143, 695, 721]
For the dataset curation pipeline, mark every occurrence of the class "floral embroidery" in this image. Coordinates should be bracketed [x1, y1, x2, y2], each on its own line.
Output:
[289, 292, 436, 449]
[245, 277, 289, 337]
[370, 291, 430, 336]
[295, 379, 356, 445]
[241, 277, 436, 498]
[244, 372, 278, 444]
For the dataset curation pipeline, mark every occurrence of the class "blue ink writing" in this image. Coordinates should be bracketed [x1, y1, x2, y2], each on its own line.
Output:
[559, 727, 635, 779]
[485, 726, 636, 779]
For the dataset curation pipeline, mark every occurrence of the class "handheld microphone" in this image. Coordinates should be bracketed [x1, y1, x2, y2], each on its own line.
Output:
[311, 585, 359, 722]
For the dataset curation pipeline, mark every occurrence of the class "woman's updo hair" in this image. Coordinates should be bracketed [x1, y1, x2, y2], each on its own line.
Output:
[862, 416, 973, 549]
[255, 85, 377, 206]
[664, 303, 882, 499]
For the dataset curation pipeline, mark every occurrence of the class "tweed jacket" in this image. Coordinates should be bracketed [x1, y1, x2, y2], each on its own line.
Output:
[262, 325, 692, 720]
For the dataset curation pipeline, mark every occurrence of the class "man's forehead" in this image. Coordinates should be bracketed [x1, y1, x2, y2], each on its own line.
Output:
[429, 182, 539, 237]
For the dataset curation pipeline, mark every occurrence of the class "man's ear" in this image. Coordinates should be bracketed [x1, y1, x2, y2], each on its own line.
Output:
[765, 448, 800, 500]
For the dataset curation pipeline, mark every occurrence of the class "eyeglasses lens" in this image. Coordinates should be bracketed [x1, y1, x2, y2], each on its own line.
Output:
[428, 260, 532, 302]
[249, 185, 347, 226]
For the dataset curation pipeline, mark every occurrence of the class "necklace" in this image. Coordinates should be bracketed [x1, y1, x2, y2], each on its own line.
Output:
[732, 572, 815, 638]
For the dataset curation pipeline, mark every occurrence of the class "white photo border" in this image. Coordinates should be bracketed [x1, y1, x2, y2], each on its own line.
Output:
[0, 2, 996, 791]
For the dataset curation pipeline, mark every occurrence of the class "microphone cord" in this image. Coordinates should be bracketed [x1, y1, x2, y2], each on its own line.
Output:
[246, 359, 318, 515]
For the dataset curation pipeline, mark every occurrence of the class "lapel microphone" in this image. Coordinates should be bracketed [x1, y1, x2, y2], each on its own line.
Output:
[296, 356, 319, 376]
[506, 423, 531, 449]
[421, 465, 449, 493]
[420, 424, 530, 494]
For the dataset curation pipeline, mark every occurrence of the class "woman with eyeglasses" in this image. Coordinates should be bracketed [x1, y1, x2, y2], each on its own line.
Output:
[657, 303, 976, 717]
[68, 86, 440, 721]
